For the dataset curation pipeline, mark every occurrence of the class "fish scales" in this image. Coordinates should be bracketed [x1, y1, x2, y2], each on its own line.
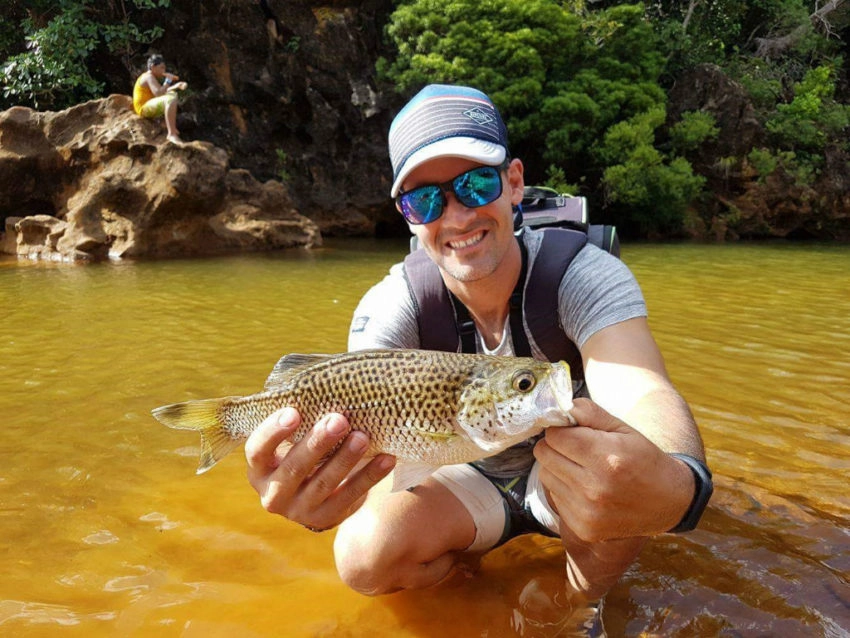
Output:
[152, 349, 575, 486]
[245, 350, 480, 461]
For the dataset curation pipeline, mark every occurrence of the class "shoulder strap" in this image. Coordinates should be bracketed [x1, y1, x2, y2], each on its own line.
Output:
[524, 228, 588, 365]
[402, 249, 459, 352]
[403, 229, 588, 368]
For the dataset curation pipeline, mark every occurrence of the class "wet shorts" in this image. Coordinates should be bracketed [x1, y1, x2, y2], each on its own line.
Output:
[430, 461, 561, 552]
[138, 93, 176, 119]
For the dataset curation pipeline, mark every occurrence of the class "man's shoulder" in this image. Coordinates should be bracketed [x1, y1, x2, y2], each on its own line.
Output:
[349, 261, 419, 350]
[357, 261, 410, 304]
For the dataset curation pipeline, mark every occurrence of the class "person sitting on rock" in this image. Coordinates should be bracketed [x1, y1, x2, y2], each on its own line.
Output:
[133, 54, 188, 144]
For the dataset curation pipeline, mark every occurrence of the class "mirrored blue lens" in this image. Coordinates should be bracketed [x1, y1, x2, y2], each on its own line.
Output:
[454, 167, 502, 208]
[399, 186, 444, 224]
[397, 165, 503, 225]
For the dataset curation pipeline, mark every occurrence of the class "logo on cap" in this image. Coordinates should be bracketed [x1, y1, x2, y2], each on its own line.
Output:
[462, 106, 495, 127]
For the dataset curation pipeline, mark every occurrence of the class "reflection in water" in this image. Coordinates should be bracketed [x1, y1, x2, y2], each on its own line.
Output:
[382, 537, 607, 636]
[1, 240, 849, 636]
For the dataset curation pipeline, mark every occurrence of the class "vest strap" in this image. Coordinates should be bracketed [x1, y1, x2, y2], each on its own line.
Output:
[402, 228, 588, 371]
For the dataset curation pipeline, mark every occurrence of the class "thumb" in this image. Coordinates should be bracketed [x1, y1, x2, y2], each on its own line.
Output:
[569, 397, 634, 434]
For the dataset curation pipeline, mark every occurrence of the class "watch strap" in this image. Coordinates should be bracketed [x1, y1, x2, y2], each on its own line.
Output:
[668, 453, 714, 533]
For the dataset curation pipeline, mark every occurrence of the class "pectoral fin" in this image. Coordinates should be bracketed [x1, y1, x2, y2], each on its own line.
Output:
[391, 461, 441, 492]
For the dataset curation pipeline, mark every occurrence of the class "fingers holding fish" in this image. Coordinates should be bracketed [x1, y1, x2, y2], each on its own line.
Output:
[246, 410, 350, 512]
[535, 398, 696, 540]
[537, 398, 630, 468]
[245, 407, 302, 475]
[296, 448, 396, 531]
[245, 409, 394, 531]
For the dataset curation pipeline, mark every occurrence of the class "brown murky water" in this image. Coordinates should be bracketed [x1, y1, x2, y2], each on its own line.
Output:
[1, 239, 848, 637]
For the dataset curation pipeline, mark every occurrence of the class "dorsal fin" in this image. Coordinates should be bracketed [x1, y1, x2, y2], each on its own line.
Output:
[264, 353, 336, 390]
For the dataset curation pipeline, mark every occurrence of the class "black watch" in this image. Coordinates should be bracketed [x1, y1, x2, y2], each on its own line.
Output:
[667, 453, 713, 533]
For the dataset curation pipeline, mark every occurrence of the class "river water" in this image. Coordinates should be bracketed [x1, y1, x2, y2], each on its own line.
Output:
[1, 239, 848, 637]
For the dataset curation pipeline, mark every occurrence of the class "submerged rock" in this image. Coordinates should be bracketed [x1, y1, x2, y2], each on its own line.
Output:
[0, 95, 320, 262]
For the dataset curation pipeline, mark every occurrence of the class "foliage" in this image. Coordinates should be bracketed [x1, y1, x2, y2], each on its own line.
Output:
[0, 0, 170, 110]
[379, 0, 849, 237]
[543, 164, 580, 196]
[648, 0, 841, 74]
[765, 64, 850, 153]
[379, 0, 698, 232]
[669, 110, 720, 153]
[599, 107, 707, 234]
[275, 148, 291, 183]
[735, 64, 849, 188]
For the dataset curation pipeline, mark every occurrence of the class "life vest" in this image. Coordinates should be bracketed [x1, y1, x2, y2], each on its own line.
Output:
[402, 227, 589, 376]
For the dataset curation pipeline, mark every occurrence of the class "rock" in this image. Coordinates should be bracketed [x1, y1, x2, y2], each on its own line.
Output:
[0, 95, 320, 261]
[1, 217, 21, 255]
[667, 64, 850, 240]
[667, 63, 764, 160]
[124, 0, 402, 238]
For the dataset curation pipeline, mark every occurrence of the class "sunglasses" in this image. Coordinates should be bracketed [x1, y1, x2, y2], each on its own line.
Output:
[396, 163, 507, 225]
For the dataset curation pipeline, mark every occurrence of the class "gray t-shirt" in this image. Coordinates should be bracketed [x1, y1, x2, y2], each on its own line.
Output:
[347, 228, 647, 475]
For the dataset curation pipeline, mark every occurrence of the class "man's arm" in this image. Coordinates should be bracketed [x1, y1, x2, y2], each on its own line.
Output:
[534, 317, 706, 597]
[582, 316, 705, 460]
[246, 266, 414, 530]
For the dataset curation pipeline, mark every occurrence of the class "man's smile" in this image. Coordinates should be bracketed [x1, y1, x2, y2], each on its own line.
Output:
[446, 230, 486, 251]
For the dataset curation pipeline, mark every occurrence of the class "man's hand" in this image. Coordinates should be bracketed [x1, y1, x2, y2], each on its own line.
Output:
[534, 398, 695, 542]
[245, 408, 395, 531]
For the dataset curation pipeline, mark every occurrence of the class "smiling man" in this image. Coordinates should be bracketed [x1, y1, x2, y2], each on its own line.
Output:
[245, 84, 712, 602]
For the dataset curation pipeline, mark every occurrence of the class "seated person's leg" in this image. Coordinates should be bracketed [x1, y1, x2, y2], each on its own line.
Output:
[139, 94, 171, 119]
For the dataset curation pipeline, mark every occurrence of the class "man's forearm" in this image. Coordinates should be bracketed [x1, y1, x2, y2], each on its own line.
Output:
[625, 386, 706, 460]
[560, 522, 647, 599]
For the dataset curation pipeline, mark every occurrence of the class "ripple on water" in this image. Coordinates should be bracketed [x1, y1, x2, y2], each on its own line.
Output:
[2, 241, 848, 636]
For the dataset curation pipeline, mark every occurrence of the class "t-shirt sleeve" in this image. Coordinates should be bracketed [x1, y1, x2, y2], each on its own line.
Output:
[560, 245, 648, 348]
[347, 262, 420, 351]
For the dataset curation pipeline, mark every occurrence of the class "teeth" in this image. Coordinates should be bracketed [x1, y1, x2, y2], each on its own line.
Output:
[449, 232, 484, 249]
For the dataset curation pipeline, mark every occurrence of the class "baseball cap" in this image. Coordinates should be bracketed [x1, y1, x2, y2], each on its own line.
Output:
[388, 84, 509, 197]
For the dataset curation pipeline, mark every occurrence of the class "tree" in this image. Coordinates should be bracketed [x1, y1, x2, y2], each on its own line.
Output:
[0, 0, 170, 110]
[380, 1, 703, 234]
[599, 107, 708, 235]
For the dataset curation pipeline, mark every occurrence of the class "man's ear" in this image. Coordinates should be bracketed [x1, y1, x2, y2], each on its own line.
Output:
[507, 158, 525, 206]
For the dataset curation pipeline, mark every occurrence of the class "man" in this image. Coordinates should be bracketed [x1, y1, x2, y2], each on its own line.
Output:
[133, 54, 188, 144]
[245, 84, 712, 599]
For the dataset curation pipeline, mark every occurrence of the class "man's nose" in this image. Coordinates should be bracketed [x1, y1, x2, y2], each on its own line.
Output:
[441, 191, 476, 220]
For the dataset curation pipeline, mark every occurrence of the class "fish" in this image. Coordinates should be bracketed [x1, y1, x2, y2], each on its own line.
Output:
[152, 349, 575, 491]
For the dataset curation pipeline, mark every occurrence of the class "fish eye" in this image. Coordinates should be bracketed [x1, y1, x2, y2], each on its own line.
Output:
[512, 370, 536, 393]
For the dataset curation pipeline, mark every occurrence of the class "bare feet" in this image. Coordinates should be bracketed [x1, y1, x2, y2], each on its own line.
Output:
[166, 134, 183, 144]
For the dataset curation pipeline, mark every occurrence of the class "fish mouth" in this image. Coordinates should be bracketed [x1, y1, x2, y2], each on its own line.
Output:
[549, 361, 575, 416]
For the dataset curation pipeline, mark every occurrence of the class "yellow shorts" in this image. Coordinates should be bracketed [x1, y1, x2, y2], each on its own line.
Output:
[138, 93, 176, 119]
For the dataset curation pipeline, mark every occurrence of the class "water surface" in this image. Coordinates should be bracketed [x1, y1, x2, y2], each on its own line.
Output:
[1, 239, 848, 636]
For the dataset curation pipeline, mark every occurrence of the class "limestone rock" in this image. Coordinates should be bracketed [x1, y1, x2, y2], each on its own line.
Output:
[667, 64, 850, 240]
[0, 94, 320, 261]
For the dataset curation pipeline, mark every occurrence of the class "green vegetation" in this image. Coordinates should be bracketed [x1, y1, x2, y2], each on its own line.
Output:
[379, 0, 850, 237]
[0, 0, 847, 238]
[275, 148, 291, 183]
[0, 0, 169, 110]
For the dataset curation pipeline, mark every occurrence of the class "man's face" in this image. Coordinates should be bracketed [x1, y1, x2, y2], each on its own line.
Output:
[404, 156, 525, 284]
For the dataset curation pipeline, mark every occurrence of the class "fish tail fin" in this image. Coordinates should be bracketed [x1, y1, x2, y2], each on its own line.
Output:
[151, 398, 242, 474]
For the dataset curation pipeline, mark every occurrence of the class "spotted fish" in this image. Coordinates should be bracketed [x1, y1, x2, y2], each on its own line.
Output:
[152, 349, 575, 491]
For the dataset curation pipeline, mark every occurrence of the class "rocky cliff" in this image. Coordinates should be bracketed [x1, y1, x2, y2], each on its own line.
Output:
[132, 0, 403, 237]
[0, 95, 319, 261]
[1, 1, 847, 260]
